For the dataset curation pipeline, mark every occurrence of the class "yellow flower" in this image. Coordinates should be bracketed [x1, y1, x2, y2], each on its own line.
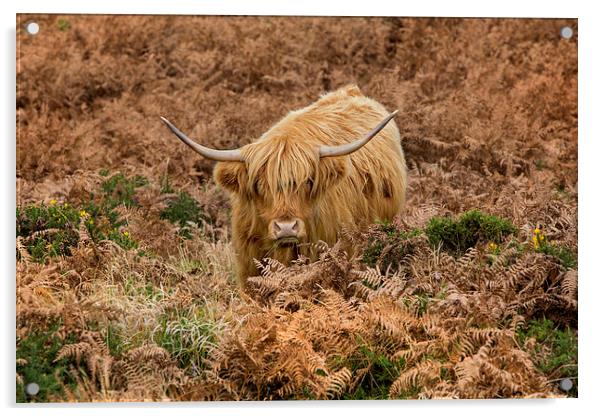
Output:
[79, 210, 88, 218]
[49, 199, 57, 206]
[532, 227, 546, 250]
[88, 219, 94, 225]
[532, 235, 540, 249]
[488, 242, 498, 251]
[123, 231, 130, 237]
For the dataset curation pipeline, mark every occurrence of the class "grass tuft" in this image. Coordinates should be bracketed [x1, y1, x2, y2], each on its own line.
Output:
[152, 308, 223, 373]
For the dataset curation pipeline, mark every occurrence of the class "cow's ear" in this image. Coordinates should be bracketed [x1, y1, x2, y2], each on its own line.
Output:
[316, 157, 349, 191]
[214, 162, 246, 193]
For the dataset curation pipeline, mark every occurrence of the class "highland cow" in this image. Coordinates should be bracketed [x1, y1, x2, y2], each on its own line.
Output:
[161, 85, 407, 287]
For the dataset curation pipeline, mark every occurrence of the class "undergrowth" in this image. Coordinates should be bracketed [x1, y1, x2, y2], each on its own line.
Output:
[160, 191, 209, 239]
[517, 318, 578, 396]
[16, 172, 144, 262]
[342, 338, 407, 399]
[16, 202, 80, 262]
[16, 174, 577, 402]
[16, 322, 77, 403]
[152, 307, 222, 374]
[362, 221, 420, 271]
[99, 172, 148, 209]
[425, 210, 517, 255]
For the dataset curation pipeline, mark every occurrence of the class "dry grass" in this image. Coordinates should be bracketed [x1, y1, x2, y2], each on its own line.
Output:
[16, 15, 577, 401]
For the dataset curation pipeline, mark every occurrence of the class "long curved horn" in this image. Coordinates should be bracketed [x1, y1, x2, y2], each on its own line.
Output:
[160, 116, 244, 162]
[319, 110, 399, 158]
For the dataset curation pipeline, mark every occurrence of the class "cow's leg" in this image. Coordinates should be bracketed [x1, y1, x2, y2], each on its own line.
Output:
[234, 243, 261, 289]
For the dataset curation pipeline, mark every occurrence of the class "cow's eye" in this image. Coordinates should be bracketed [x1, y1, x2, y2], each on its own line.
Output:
[306, 178, 314, 193]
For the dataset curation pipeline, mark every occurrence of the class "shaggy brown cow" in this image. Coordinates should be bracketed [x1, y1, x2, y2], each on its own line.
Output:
[161, 85, 407, 287]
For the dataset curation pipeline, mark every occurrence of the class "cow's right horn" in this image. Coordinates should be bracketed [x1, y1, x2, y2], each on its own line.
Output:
[319, 110, 398, 158]
[160, 116, 244, 162]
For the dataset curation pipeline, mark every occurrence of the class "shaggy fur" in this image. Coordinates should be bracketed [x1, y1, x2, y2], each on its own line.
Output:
[214, 85, 407, 286]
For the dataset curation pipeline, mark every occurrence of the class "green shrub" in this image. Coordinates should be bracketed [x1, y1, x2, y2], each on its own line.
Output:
[57, 18, 70, 31]
[539, 245, 576, 269]
[362, 221, 420, 272]
[425, 209, 517, 255]
[100, 172, 148, 209]
[517, 318, 578, 396]
[341, 338, 406, 400]
[16, 172, 145, 262]
[160, 192, 209, 239]
[16, 322, 76, 402]
[532, 228, 576, 269]
[16, 202, 80, 262]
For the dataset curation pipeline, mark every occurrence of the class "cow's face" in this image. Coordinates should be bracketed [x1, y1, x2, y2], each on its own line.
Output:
[214, 140, 348, 247]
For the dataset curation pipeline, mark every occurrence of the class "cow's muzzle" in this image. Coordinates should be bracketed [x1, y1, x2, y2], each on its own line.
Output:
[270, 218, 305, 244]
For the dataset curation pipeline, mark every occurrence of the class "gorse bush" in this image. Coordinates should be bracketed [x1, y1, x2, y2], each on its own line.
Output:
[16, 202, 80, 262]
[532, 227, 577, 269]
[16, 172, 145, 262]
[425, 209, 517, 255]
[539, 245, 577, 269]
[362, 211, 516, 272]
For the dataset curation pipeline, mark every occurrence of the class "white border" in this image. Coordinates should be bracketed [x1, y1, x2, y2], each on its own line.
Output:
[7, 0, 581, 17]
[3, 1, 600, 416]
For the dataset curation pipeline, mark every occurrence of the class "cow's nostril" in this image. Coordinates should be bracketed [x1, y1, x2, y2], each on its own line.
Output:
[273, 222, 281, 232]
[292, 220, 299, 231]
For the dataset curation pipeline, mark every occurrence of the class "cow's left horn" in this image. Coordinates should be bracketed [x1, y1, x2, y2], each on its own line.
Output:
[160, 116, 244, 162]
[319, 110, 399, 158]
